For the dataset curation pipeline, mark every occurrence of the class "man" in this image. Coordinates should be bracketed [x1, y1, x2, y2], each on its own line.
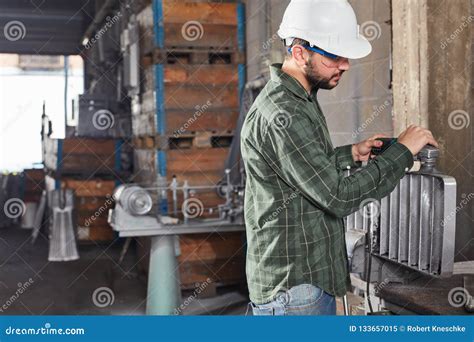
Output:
[240, 0, 438, 316]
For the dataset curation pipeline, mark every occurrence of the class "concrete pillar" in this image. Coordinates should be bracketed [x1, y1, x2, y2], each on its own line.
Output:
[146, 235, 181, 315]
[392, 0, 429, 134]
[392, 0, 474, 260]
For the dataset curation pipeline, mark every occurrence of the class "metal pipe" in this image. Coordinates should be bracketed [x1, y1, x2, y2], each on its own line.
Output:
[143, 184, 222, 191]
[171, 176, 178, 216]
[342, 295, 350, 316]
[225, 169, 232, 205]
[146, 235, 180, 315]
[182, 181, 189, 224]
[82, 0, 116, 43]
[63, 55, 68, 127]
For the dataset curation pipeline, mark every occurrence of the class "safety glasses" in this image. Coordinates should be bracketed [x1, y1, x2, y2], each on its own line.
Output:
[288, 45, 346, 68]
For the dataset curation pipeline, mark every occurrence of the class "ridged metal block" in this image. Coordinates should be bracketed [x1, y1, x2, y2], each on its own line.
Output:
[345, 170, 456, 277]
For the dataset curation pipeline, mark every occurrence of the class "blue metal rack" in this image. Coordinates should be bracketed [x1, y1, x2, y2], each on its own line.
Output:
[146, 0, 246, 316]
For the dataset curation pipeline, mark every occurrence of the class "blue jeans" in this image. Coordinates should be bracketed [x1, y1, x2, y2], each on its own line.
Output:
[251, 284, 336, 316]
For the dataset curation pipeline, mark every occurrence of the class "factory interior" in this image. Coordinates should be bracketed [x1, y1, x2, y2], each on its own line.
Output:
[0, 0, 472, 317]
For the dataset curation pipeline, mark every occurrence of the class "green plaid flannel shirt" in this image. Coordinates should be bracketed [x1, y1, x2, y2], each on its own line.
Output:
[241, 64, 414, 304]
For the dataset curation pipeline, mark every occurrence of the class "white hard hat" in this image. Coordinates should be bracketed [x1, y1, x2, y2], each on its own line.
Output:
[278, 0, 372, 59]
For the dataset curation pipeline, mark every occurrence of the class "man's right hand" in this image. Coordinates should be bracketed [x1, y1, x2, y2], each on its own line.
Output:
[397, 125, 439, 155]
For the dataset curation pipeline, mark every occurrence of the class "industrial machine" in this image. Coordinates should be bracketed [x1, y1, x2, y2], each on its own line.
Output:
[346, 145, 473, 315]
[108, 169, 246, 314]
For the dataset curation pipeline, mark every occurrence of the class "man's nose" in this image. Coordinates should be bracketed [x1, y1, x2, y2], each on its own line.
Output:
[338, 58, 350, 71]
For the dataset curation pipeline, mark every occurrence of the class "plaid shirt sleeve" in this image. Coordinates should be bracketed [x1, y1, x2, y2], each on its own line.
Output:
[261, 112, 413, 218]
[334, 144, 361, 170]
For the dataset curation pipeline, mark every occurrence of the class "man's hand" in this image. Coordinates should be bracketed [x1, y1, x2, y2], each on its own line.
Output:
[352, 134, 386, 162]
[397, 125, 438, 155]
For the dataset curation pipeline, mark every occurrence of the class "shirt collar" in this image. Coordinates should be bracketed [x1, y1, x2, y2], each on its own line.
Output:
[270, 63, 319, 101]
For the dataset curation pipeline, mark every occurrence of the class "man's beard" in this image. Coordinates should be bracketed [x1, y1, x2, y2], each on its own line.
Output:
[304, 58, 336, 90]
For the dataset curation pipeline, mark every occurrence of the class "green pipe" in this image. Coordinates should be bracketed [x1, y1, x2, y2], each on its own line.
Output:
[146, 235, 181, 315]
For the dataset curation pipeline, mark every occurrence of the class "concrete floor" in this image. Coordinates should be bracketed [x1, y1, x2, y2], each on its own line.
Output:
[0, 226, 248, 315]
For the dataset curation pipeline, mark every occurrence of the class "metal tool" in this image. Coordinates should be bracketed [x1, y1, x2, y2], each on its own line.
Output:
[48, 189, 79, 262]
[370, 137, 398, 155]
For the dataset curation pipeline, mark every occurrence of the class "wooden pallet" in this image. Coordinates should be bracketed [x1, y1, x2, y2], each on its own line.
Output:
[43, 136, 124, 177]
[22, 168, 45, 202]
[164, 64, 240, 84]
[132, 108, 239, 137]
[47, 176, 117, 242]
[136, 64, 241, 135]
[59, 179, 116, 197]
[164, 84, 239, 110]
[138, 1, 244, 56]
[153, 47, 245, 65]
[179, 231, 245, 289]
[132, 131, 233, 150]
[167, 109, 239, 134]
[132, 148, 229, 181]
[161, 1, 240, 26]
[77, 225, 115, 243]
[169, 131, 233, 149]
[167, 147, 229, 173]
[136, 232, 246, 289]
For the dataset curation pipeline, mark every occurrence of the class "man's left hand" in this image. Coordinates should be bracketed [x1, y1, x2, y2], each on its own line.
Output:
[352, 134, 387, 162]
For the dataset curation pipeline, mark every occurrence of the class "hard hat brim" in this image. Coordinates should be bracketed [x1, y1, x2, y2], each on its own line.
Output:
[332, 36, 372, 59]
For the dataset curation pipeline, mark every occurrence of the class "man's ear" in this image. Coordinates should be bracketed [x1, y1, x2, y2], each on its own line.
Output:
[291, 45, 308, 67]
